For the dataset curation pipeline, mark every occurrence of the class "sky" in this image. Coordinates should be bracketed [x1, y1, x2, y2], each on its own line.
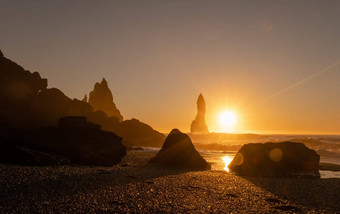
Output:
[1, 0, 340, 134]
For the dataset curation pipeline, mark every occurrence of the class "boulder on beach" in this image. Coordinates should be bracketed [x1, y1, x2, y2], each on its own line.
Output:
[51, 116, 126, 165]
[114, 118, 165, 147]
[59, 116, 101, 130]
[228, 141, 320, 177]
[0, 116, 127, 166]
[0, 144, 70, 166]
[149, 129, 211, 170]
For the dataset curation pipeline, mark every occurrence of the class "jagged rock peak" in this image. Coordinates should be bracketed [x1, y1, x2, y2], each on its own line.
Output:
[101, 78, 108, 86]
[190, 93, 209, 134]
[82, 94, 87, 102]
[88, 78, 123, 121]
[0, 49, 3, 57]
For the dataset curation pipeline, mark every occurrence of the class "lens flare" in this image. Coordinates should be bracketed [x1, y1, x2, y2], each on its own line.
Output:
[269, 148, 283, 162]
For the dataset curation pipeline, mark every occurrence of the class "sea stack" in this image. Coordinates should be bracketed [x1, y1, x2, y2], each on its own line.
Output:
[190, 94, 209, 134]
[88, 78, 123, 121]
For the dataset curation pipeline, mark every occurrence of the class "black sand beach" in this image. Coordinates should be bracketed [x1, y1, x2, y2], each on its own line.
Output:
[1, 151, 339, 213]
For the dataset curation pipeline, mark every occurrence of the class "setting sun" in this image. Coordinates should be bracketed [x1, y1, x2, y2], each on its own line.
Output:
[218, 110, 238, 132]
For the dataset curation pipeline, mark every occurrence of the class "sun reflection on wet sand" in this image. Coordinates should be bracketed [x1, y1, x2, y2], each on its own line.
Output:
[222, 155, 233, 172]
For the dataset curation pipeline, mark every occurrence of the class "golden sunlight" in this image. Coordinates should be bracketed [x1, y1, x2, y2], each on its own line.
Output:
[222, 155, 233, 172]
[218, 110, 238, 133]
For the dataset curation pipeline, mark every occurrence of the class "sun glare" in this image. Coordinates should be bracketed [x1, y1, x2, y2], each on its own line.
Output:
[218, 110, 238, 133]
[222, 155, 233, 172]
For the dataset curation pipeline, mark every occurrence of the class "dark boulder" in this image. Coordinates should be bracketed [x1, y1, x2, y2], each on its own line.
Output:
[59, 116, 100, 130]
[114, 118, 165, 147]
[0, 144, 70, 166]
[53, 116, 126, 165]
[0, 116, 126, 166]
[228, 141, 320, 177]
[149, 129, 210, 170]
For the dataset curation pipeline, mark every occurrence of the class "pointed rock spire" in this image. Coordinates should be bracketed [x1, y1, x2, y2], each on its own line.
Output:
[82, 94, 87, 102]
[0, 49, 3, 57]
[190, 94, 209, 134]
[101, 78, 108, 87]
[88, 78, 123, 121]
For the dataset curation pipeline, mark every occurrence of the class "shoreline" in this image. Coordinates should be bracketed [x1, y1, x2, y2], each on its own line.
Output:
[0, 151, 339, 213]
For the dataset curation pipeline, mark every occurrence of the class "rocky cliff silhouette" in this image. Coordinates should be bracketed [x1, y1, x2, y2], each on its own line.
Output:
[84, 78, 165, 147]
[190, 94, 209, 134]
[88, 78, 123, 122]
[0, 49, 164, 164]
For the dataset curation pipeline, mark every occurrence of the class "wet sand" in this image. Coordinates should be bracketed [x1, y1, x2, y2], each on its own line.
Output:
[0, 151, 339, 213]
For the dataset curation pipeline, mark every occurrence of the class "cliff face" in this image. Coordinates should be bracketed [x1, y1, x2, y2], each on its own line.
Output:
[0, 53, 47, 101]
[0, 49, 165, 147]
[88, 78, 123, 122]
[0, 49, 127, 166]
[0, 49, 50, 126]
[85, 79, 165, 146]
[190, 94, 209, 134]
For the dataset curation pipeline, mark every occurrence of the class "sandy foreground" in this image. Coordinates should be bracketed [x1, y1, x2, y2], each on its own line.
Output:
[0, 151, 339, 213]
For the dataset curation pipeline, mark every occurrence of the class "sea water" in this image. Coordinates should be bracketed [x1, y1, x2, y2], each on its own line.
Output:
[141, 134, 340, 178]
[195, 134, 340, 179]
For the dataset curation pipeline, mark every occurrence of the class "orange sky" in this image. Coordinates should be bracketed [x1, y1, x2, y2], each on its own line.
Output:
[1, 1, 340, 134]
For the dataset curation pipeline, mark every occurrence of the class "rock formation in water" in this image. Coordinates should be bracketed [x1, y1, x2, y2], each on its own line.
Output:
[88, 78, 123, 122]
[149, 129, 211, 170]
[228, 141, 320, 177]
[190, 94, 209, 134]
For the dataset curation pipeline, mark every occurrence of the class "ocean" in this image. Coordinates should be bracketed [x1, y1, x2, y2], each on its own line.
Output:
[142, 134, 340, 178]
